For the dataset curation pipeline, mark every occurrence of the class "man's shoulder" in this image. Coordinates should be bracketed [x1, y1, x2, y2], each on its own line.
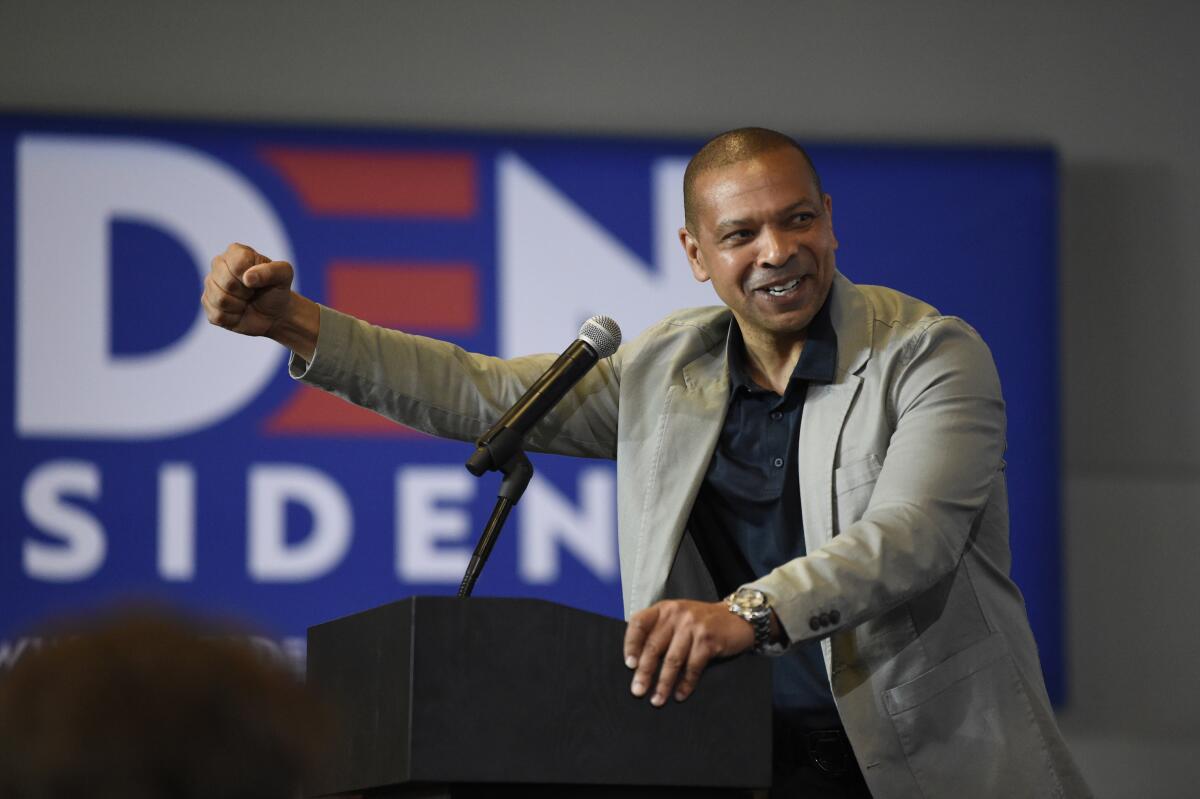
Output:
[848, 276, 987, 342]
[606, 307, 731, 381]
[833, 274, 995, 380]
[849, 279, 941, 328]
[624, 306, 732, 352]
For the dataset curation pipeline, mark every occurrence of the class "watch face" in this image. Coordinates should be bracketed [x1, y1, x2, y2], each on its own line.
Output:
[733, 588, 767, 613]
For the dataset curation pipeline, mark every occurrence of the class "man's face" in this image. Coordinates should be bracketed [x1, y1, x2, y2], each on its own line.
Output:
[680, 148, 837, 346]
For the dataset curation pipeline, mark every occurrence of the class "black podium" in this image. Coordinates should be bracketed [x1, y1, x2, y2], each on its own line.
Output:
[306, 597, 772, 798]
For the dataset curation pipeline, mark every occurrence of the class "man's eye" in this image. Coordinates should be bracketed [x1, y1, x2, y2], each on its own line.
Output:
[722, 230, 752, 243]
[790, 213, 815, 225]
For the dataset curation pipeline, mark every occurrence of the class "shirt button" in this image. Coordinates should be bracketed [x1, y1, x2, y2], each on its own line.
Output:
[770, 411, 783, 421]
[773, 457, 784, 468]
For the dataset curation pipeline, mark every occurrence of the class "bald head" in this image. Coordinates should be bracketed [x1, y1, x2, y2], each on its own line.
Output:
[683, 127, 823, 233]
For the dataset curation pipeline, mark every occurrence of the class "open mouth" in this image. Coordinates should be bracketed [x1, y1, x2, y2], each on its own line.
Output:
[756, 276, 805, 298]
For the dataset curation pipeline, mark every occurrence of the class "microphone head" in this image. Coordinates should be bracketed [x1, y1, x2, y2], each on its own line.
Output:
[578, 315, 622, 359]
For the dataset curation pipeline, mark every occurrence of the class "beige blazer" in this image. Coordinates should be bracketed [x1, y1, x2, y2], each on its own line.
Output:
[294, 271, 1089, 798]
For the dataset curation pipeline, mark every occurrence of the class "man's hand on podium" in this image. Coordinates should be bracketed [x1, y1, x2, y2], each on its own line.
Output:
[623, 599, 755, 707]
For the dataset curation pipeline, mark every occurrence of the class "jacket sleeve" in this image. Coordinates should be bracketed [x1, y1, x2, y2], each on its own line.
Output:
[288, 305, 622, 460]
[745, 317, 1007, 644]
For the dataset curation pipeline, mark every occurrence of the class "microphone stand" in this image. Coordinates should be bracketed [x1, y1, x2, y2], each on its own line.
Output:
[455, 316, 619, 597]
[458, 430, 534, 598]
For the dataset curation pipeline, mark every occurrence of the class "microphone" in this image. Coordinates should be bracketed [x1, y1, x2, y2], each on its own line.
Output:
[466, 315, 621, 475]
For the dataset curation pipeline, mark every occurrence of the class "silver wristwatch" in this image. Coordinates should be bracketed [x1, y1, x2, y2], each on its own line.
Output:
[725, 587, 774, 654]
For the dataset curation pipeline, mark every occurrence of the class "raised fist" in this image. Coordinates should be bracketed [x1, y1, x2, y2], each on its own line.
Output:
[202, 243, 296, 337]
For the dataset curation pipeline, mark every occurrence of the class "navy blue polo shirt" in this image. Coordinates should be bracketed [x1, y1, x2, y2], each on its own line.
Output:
[687, 292, 840, 727]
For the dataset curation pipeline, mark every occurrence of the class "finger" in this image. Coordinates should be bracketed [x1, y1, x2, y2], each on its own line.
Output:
[203, 300, 242, 329]
[243, 260, 294, 290]
[651, 628, 692, 707]
[203, 274, 248, 316]
[210, 254, 253, 300]
[631, 624, 674, 699]
[221, 242, 268, 280]
[623, 608, 657, 669]
[673, 638, 713, 702]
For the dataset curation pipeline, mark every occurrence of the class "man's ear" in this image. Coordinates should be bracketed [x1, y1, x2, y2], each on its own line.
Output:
[824, 194, 838, 251]
[679, 227, 710, 283]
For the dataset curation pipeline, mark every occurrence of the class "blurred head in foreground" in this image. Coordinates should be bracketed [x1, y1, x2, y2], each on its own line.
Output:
[0, 608, 326, 799]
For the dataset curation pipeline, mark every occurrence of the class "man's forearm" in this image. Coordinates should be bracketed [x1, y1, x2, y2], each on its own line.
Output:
[268, 292, 321, 363]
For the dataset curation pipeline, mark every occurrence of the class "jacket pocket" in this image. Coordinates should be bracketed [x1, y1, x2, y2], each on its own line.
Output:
[833, 453, 883, 533]
[835, 453, 883, 493]
[882, 633, 1062, 798]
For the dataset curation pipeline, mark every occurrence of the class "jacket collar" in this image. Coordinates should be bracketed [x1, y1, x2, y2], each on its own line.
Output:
[827, 270, 873, 379]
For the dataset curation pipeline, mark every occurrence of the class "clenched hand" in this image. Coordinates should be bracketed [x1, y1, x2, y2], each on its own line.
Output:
[202, 242, 319, 361]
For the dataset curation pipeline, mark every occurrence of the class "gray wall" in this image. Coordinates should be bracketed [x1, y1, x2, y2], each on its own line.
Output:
[4, 0, 1198, 793]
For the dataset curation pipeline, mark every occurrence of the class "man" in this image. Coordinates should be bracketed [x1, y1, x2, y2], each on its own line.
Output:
[203, 128, 1088, 797]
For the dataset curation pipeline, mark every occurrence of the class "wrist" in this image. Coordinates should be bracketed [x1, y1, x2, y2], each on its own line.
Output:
[768, 611, 788, 646]
[725, 588, 773, 654]
[268, 292, 320, 362]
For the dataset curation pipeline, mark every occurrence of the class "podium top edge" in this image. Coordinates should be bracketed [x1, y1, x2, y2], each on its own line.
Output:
[306, 595, 624, 636]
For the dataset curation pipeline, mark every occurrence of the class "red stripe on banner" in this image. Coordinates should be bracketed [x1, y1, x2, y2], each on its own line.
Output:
[263, 262, 478, 437]
[328, 262, 479, 332]
[261, 148, 476, 217]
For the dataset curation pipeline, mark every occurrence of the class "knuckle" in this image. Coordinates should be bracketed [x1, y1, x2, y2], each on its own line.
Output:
[208, 305, 237, 326]
[228, 242, 256, 266]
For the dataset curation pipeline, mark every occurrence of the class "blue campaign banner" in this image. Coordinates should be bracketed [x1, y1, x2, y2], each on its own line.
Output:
[0, 116, 1062, 700]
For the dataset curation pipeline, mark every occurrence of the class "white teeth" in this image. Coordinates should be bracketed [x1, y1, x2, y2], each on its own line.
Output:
[765, 279, 801, 296]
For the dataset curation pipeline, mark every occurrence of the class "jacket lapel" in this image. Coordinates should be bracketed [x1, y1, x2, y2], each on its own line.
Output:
[628, 334, 729, 610]
[799, 272, 873, 551]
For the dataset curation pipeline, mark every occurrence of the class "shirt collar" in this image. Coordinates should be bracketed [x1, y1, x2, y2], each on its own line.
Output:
[725, 284, 839, 393]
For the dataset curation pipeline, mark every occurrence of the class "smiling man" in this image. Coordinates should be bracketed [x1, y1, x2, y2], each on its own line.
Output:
[683, 138, 837, 390]
[203, 128, 1088, 798]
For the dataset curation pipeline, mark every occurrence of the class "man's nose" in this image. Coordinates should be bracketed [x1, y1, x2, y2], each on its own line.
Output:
[758, 226, 794, 268]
